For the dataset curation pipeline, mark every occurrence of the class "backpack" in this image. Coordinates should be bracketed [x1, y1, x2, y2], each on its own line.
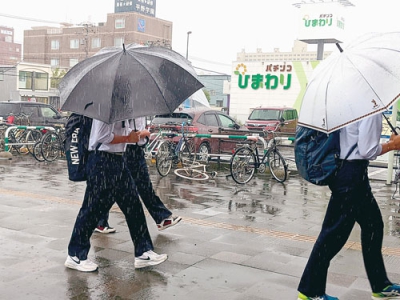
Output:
[63, 113, 94, 182]
[294, 125, 355, 186]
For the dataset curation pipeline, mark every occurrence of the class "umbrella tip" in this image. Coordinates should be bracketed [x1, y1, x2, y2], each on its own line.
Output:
[336, 43, 344, 53]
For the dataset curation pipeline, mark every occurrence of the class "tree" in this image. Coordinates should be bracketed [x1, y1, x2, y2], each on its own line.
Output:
[202, 89, 211, 103]
[51, 68, 66, 89]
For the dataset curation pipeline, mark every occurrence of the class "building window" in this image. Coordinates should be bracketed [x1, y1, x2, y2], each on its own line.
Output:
[34, 72, 49, 91]
[114, 37, 124, 47]
[51, 40, 59, 50]
[115, 19, 125, 29]
[19, 71, 33, 89]
[69, 58, 79, 67]
[51, 58, 59, 67]
[91, 37, 101, 49]
[70, 39, 79, 49]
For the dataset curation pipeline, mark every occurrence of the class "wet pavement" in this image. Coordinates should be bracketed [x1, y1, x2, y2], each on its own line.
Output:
[1, 154, 400, 300]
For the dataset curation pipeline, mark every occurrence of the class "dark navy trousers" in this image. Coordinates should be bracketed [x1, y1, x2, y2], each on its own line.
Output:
[298, 160, 392, 296]
[68, 151, 153, 259]
[126, 144, 171, 224]
[98, 145, 171, 227]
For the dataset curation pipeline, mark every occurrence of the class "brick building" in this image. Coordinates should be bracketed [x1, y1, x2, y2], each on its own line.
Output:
[0, 26, 22, 65]
[23, 11, 172, 69]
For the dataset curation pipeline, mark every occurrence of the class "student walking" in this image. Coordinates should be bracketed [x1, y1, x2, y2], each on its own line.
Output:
[95, 117, 181, 234]
[65, 119, 167, 272]
[297, 114, 400, 300]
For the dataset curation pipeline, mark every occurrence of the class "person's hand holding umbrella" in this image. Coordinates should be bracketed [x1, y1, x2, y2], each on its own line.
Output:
[110, 130, 140, 144]
[382, 133, 400, 154]
[137, 129, 150, 140]
[127, 130, 141, 143]
[135, 129, 150, 147]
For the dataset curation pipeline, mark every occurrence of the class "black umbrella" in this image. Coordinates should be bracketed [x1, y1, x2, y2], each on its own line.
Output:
[60, 44, 204, 124]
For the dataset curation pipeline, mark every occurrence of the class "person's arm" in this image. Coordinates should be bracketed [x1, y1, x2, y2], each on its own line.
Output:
[110, 130, 140, 144]
[92, 119, 140, 145]
[380, 133, 400, 155]
[357, 115, 384, 159]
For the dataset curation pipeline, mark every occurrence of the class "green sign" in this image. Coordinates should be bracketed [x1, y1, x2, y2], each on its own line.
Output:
[234, 63, 292, 90]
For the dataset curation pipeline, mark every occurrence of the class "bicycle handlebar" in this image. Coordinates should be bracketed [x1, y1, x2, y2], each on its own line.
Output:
[262, 123, 281, 135]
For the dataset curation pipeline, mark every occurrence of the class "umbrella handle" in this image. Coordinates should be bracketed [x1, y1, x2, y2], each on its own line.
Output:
[138, 136, 149, 148]
[382, 113, 398, 135]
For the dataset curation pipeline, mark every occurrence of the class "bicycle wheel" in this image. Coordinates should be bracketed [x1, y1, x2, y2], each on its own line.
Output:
[32, 141, 45, 162]
[230, 147, 256, 184]
[25, 129, 43, 155]
[8, 128, 24, 154]
[41, 131, 62, 162]
[179, 139, 195, 166]
[267, 148, 287, 183]
[0, 125, 8, 152]
[174, 168, 209, 181]
[156, 140, 173, 176]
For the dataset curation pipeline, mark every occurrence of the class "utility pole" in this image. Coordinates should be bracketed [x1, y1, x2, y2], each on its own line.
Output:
[186, 31, 192, 60]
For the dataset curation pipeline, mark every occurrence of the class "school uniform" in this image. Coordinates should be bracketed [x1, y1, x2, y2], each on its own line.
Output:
[67, 119, 153, 259]
[127, 118, 172, 224]
[298, 114, 393, 296]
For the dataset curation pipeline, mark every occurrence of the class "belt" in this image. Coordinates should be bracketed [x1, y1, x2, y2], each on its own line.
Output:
[338, 159, 368, 164]
[104, 151, 124, 156]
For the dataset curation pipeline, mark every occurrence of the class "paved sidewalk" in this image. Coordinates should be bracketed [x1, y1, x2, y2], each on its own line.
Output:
[0, 156, 400, 299]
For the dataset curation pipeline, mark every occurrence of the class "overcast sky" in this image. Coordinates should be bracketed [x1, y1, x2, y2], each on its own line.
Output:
[1, 0, 399, 74]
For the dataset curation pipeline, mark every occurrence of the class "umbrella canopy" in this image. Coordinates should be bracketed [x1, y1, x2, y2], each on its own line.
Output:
[60, 44, 204, 124]
[189, 89, 210, 108]
[180, 89, 210, 109]
[298, 32, 400, 133]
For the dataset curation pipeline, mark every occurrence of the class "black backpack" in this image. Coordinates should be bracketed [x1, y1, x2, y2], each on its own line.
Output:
[63, 113, 94, 182]
[294, 125, 356, 186]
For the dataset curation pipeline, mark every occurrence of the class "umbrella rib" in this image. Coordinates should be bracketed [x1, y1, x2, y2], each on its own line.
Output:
[61, 50, 121, 116]
[347, 47, 400, 104]
[127, 51, 171, 110]
[126, 50, 196, 114]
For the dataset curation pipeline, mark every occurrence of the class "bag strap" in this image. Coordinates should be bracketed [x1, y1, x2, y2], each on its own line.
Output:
[338, 143, 357, 170]
[344, 143, 357, 160]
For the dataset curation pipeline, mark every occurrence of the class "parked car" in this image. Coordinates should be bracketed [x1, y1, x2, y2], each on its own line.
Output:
[245, 107, 298, 135]
[0, 101, 67, 127]
[148, 108, 248, 159]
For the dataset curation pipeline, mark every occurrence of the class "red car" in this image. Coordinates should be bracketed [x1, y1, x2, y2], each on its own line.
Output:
[148, 108, 248, 160]
[245, 107, 298, 135]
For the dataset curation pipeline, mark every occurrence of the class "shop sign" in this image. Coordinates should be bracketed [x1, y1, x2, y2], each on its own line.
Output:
[234, 63, 292, 90]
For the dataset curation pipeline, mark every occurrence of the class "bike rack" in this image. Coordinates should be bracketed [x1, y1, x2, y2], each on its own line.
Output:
[3, 126, 56, 152]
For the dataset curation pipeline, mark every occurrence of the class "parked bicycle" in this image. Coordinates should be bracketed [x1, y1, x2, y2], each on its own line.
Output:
[4, 113, 44, 155]
[144, 126, 173, 160]
[32, 124, 66, 162]
[155, 122, 216, 180]
[155, 122, 195, 176]
[229, 129, 288, 184]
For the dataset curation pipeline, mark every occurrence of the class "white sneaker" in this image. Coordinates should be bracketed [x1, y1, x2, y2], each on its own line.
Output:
[134, 250, 168, 269]
[157, 215, 182, 231]
[94, 226, 116, 234]
[64, 255, 98, 272]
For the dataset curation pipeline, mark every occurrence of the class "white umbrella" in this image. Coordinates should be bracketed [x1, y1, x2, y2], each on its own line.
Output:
[190, 89, 210, 108]
[298, 32, 400, 133]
